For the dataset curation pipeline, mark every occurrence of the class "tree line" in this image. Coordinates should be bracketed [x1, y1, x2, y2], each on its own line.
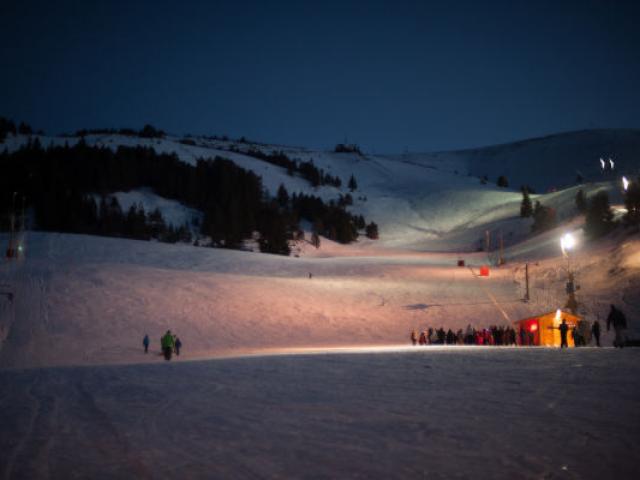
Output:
[229, 146, 345, 189]
[519, 180, 640, 239]
[0, 139, 373, 254]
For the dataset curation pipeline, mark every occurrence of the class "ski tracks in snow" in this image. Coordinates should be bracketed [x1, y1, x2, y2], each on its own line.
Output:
[1, 370, 153, 480]
[2, 371, 56, 480]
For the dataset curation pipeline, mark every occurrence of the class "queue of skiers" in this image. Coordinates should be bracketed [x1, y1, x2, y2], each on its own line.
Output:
[142, 331, 183, 360]
[411, 304, 628, 348]
[411, 325, 520, 346]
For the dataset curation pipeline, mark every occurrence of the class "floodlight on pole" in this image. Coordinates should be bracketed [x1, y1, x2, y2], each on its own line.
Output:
[560, 233, 575, 257]
[622, 176, 630, 191]
[600, 158, 605, 170]
[560, 233, 578, 314]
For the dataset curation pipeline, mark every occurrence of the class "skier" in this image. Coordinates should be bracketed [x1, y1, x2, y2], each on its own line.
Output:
[465, 324, 474, 345]
[571, 326, 580, 347]
[559, 319, 569, 349]
[446, 329, 455, 345]
[143, 334, 150, 354]
[607, 304, 628, 348]
[519, 327, 527, 346]
[410, 330, 418, 345]
[175, 336, 182, 356]
[592, 320, 601, 347]
[161, 330, 175, 360]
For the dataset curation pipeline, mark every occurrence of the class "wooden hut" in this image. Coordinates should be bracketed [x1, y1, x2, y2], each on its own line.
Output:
[513, 310, 582, 347]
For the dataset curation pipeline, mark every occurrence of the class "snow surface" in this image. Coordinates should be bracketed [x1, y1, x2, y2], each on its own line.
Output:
[0, 227, 637, 369]
[2, 130, 640, 478]
[1, 348, 639, 479]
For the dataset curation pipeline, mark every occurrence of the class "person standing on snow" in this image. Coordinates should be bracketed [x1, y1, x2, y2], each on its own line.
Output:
[143, 334, 150, 354]
[607, 304, 628, 348]
[410, 330, 418, 345]
[175, 336, 182, 356]
[559, 319, 569, 349]
[592, 320, 601, 347]
[161, 330, 175, 360]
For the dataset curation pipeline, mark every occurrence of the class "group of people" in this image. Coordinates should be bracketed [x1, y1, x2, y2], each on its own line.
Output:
[411, 305, 629, 349]
[410, 325, 520, 346]
[557, 319, 601, 348]
[142, 331, 183, 360]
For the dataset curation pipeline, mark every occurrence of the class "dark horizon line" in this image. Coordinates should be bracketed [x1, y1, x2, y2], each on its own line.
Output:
[3, 114, 639, 155]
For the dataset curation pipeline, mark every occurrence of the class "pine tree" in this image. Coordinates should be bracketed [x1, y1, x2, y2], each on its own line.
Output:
[623, 177, 640, 228]
[17, 122, 33, 135]
[310, 231, 320, 248]
[520, 187, 532, 217]
[575, 189, 587, 214]
[276, 184, 289, 208]
[531, 201, 556, 233]
[585, 191, 615, 239]
[348, 174, 357, 192]
[365, 222, 379, 239]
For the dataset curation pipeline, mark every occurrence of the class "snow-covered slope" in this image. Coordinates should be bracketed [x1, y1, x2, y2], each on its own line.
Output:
[1, 224, 638, 369]
[6, 128, 638, 250]
[1, 129, 639, 369]
[389, 129, 640, 193]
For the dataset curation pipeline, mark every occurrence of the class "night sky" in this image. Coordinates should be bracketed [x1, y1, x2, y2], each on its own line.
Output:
[1, 0, 639, 152]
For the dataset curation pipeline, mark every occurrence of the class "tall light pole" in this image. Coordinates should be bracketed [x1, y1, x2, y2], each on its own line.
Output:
[560, 233, 577, 314]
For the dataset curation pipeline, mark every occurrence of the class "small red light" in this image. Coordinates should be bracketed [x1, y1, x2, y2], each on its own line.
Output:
[530, 324, 538, 332]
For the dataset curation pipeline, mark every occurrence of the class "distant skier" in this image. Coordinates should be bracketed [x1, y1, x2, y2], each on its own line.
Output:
[143, 334, 150, 354]
[559, 319, 569, 349]
[161, 330, 175, 360]
[175, 337, 182, 356]
[607, 304, 628, 348]
[410, 330, 418, 345]
[592, 320, 601, 347]
[418, 331, 427, 345]
[571, 326, 580, 347]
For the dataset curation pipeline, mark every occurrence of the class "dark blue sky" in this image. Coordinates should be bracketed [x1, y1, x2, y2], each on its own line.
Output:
[1, 0, 639, 152]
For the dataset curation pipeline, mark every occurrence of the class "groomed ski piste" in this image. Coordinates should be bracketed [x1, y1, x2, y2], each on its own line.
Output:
[1, 130, 639, 478]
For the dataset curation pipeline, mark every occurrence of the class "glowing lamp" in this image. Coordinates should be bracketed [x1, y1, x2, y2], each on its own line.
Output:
[555, 309, 562, 321]
[560, 233, 575, 255]
[622, 176, 630, 191]
[530, 323, 538, 332]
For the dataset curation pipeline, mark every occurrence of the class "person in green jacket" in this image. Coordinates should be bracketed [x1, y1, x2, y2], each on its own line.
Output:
[161, 330, 175, 360]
